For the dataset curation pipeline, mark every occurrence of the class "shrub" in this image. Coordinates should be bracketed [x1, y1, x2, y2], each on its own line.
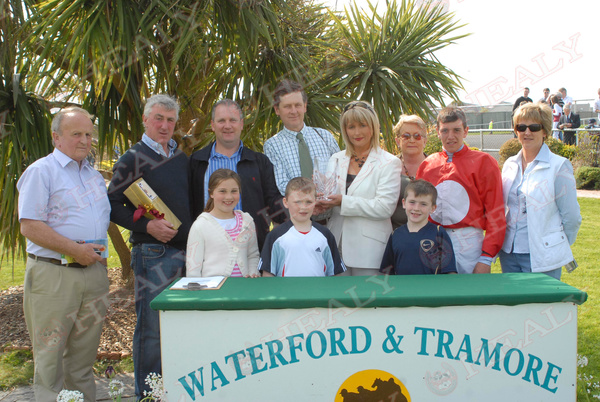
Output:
[546, 137, 575, 160]
[562, 144, 577, 161]
[575, 167, 600, 190]
[572, 132, 600, 169]
[499, 138, 521, 167]
[423, 132, 442, 155]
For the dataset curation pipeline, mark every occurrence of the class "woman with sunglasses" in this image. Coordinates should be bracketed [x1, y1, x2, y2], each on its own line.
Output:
[500, 102, 581, 279]
[318, 101, 402, 276]
[390, 115, 428, 229]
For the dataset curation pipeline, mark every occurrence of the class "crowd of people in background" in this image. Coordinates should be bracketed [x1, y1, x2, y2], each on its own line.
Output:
[17, 79, 583, 401]
[511, 86, 600, 145]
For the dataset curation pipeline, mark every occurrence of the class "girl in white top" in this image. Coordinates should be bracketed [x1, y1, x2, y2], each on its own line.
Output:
[186, 169, 259, 277]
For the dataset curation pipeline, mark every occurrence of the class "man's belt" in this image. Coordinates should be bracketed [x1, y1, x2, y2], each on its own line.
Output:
[27, 253, 86, 268]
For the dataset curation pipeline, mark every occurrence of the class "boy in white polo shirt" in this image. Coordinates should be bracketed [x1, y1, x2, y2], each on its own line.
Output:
[259, 177, 346, 277]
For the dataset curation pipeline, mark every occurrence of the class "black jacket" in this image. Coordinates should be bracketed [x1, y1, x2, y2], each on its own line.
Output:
[108, 142, 193, 249]
[189, 143, 285, 250]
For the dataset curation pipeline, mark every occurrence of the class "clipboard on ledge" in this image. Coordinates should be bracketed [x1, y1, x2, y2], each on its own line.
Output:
[170, 276, 227, 290]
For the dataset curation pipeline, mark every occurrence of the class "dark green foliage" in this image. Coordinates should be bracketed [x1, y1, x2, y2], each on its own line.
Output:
[499, 138, 521, 167]
[546, 137, 575, 160]
[2, 0, 468, 264]
[576, 167, 600, 190]
[1, 1, 53, 266]
[573, 132, 600, 169]
[423, 131, 442, 155]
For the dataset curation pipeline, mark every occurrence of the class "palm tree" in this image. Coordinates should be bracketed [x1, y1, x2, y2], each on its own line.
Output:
[327, 0, 468, 151]
[17, 0, 340, 268]
[1, 0, 467, 266]
[0, 0, 53, 270]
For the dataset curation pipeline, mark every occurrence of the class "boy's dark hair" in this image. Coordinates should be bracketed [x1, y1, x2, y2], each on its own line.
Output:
[285, 177, 316, 198]
[273, 79, 307, 107]
[437, 106, 467, 129]
[404, 179, 437, 206]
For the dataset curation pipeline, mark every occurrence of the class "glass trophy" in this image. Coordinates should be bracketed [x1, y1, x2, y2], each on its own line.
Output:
[313, 157, 337, 201]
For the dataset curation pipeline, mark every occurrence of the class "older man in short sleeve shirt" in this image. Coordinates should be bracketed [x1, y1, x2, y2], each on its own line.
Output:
[17, 107, 111, 401]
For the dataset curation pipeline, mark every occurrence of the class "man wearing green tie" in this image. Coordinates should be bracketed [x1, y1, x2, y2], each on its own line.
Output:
[264, 79, 340, 195]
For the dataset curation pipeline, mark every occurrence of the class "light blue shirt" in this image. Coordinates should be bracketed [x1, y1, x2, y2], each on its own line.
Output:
[443, 145, 464, 162]
[504, 157, 537, 253]
[204, 142, 243, 210]
[17, 149, 111, 259]
[142, 133, 178, 157]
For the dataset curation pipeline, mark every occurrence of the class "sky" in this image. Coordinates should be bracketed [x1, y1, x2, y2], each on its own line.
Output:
[323, 0, 599, 107]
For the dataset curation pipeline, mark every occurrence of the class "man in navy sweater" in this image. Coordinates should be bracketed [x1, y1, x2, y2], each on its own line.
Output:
[108, 94, 192, 399]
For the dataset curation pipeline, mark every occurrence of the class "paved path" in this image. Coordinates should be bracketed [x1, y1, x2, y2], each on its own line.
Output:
[0, 373, 136, 402]
[577, 189, 600, 199]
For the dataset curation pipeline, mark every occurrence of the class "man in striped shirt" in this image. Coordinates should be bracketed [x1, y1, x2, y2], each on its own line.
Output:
[264, 79, 340, 195]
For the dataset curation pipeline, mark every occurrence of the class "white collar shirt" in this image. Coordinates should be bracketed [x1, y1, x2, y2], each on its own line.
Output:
[142, 133, 178, 157]
[17, 148, 111, 259]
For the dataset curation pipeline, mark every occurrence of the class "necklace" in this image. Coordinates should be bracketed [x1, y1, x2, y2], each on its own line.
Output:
[352, 154, 368, 168]
[403, 164, 415, 181]
[399, 154, 415, 180]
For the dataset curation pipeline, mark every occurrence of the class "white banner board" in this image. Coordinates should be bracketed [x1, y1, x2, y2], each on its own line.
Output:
[159, 302, 577, 401]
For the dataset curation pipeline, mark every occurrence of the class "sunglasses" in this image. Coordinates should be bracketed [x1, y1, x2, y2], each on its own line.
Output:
[397, 133, 423, 141]
[515, 124, 543, 133]
[343, 101, 374, 113]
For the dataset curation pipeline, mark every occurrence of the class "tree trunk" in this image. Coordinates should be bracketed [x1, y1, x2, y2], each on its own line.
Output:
[108, 222, 133, 289]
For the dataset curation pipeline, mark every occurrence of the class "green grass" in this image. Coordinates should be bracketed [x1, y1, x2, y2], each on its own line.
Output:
[0, 255, 26, 290]
[0, 350, 33, 390]
[93, 356, 134, 378]
[565, 198, 600, 400]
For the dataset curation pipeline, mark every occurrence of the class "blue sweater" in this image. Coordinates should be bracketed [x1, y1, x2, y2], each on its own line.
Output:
[108, 142, 192, 249]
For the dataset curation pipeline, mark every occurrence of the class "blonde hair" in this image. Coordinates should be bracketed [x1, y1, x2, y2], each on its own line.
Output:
[340, 101, 380, 156]
[204, 169, 242, 212]
[284, 177, 316, 198]
[393, 115, 427, 138]
[512, 102, 553, 140]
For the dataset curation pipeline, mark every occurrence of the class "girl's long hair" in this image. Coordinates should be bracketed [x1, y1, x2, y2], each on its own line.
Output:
[204, 168, 242, 212]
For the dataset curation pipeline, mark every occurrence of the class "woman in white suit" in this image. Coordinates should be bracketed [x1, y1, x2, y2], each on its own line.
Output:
[318, 101, 402, 276]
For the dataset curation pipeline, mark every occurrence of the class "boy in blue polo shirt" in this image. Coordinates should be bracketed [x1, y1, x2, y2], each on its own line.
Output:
[259, 177, 346, 277]
[380, 179, 456, 275]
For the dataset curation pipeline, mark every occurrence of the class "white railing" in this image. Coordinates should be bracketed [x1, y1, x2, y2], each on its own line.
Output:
[467, 128, 600, 153]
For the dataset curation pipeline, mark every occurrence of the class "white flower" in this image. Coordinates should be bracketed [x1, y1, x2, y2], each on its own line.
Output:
[56, 389, 84, 402]
[108, 379, 125, 398]
[577, 354, 589, 368]
[143, 372, 165, 401]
